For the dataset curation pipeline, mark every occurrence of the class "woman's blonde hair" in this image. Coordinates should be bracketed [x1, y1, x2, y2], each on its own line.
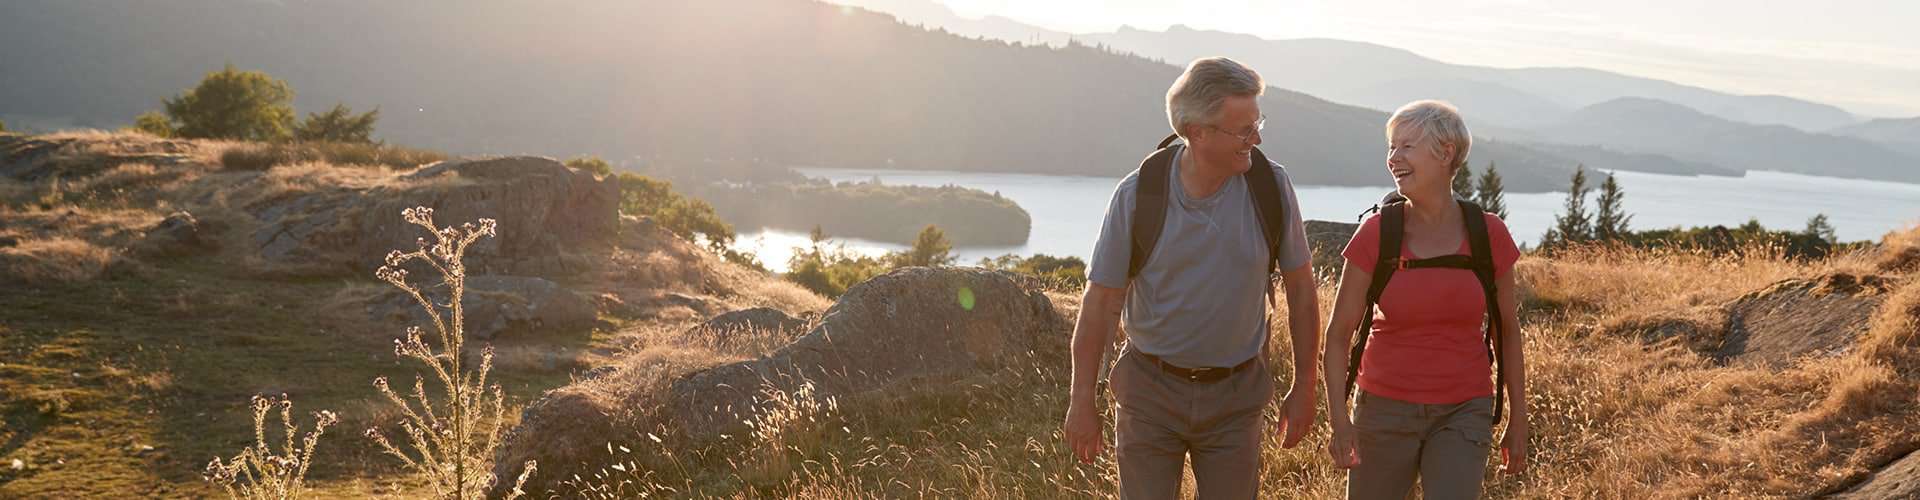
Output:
[1386, 100, 1471, 172]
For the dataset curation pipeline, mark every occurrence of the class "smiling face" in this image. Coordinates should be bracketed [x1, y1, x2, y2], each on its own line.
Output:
[1386, 123, 1456, 197]
[1189, 94, 1262, 176]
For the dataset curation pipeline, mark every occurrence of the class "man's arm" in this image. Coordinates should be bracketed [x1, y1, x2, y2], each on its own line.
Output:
[1271, 263, 1320, 448]
[1064, 281, 1127, 463]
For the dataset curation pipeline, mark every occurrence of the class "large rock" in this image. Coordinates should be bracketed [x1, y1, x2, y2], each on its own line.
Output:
[366, 275, 597, 340]
[689, 306, 809, 338]
[132, 210, 217, 258]
[1830, 448, 1920, 499]
[494, 267, 1070, 487]
[248, 156, 619, 276]
[1717, 273, 1894, 367]
[1306, 219, 1359, 276]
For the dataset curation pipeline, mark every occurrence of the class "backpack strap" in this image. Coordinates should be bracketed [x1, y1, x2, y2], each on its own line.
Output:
[1129, 133, 1288, 286]
[1458, 200, 1507, 425]
[1244, 147, 1288, 292]
[1346, 200, 1405, 401]
[1127, 134, 1181, 279]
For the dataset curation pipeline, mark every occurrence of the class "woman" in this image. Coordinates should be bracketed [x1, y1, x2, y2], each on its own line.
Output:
[1321, 100, 1529, 499]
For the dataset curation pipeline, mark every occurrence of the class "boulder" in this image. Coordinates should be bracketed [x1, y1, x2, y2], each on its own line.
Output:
[247, 156, 619, 276]
[132, 210, 216, 258]
[366, 275, 597, 340]
[494, 267, 1070, 487]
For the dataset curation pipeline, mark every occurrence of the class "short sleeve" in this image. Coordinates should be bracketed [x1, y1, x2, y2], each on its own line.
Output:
[1272, 163, 1312, 272]
[1340, 213, 1385, 274]
[1484, 212, 1521, 278]
[1086, 171, 1140, 289]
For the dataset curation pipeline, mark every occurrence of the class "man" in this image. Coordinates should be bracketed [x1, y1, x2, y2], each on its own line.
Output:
[1062, 56, 1321, 499]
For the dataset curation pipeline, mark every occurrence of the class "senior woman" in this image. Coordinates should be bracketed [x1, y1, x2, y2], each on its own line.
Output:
[1321, 100, 1529, 499]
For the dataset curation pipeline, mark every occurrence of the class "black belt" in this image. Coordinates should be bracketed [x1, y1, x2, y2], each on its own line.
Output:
[1134, 350, 1258, 383]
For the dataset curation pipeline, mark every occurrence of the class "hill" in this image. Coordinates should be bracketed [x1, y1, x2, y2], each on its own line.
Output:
[0, 0, 1596, 191]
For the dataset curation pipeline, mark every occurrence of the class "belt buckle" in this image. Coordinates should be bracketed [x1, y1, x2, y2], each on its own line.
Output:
[1189, 367, 1218, 381]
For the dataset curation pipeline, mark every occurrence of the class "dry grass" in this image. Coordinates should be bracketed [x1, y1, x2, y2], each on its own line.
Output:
[219, 142, 447, 171]
[0, 237, 117, 284]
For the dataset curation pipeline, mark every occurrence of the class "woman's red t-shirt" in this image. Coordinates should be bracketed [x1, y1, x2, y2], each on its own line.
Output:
[1341, 210, 1520, 405]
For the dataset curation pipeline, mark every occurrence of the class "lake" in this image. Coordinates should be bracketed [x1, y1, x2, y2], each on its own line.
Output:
[733, 168, 1920, 273]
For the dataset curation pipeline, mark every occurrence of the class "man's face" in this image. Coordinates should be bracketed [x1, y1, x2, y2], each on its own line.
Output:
[1189, 95, 1263, 175]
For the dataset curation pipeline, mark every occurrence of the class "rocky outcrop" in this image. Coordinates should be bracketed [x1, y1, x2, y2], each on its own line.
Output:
[246, 156, 619, 276]
[365, 275, 597, 340]
[1602, 272, 1895, 368]
[132, 211, 217, 258]
[494, 267, 1070, 488]
[1306, 219, 1359, 275]
[1830, 448, 1920, 499]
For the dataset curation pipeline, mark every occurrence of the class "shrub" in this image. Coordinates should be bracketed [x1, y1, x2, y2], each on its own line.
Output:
[155, 64, 297, 141]
[292, 104, 379, 143]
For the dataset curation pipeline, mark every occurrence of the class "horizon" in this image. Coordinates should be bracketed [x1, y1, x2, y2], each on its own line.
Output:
[836, 0, 1920, 118]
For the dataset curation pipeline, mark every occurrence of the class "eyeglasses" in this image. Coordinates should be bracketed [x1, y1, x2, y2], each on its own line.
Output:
[1207, 115, 1266, 145]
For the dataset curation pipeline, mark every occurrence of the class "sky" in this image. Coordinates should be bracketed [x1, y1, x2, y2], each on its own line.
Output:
[865, 0, 1920, 118]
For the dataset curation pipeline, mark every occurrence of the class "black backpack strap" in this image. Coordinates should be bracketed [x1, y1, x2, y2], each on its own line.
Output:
[1458, 200, 1508, 425]
[1128, 135, 1182, 279]
[1347, 201, 1405, 401]
[1243, 147, 1288, 291]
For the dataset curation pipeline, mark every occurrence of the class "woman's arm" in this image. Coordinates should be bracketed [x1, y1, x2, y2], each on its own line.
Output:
[1496, 268, 1529, 474]
[1321, 259, 1373, 467]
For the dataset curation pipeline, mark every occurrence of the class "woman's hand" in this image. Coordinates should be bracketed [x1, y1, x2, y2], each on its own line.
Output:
[1328, 420, 1362, 469]
[1499, 417, 1529, 475]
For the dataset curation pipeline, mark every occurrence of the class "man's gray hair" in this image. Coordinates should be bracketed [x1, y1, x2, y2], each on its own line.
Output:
[1166, 57, 1264, 139]
[1386, 100, 1472, 172]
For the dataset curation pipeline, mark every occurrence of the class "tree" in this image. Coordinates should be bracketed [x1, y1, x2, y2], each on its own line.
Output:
[293, 103, 379, 143]
[1474, 161, 1508, 219]
[1451, 162, 1475, 200]
[1804, 213, 1838, 244]
[1545, 165, 1592, 248]
[133, 112, 175, 137]
[158, 64, 296, 141]
[891, 224, 956, 267]
[1593, 172, 1632, 241]
[0, 118, 8, 133]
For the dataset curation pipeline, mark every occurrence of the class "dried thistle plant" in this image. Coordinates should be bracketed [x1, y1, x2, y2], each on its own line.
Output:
[204, 394, 338, 500]
[364, 206, 534, 499]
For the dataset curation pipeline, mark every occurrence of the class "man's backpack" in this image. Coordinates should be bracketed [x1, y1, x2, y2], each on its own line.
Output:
[1344, 192, 1510, 424]
[1127, 134, 1290, 292]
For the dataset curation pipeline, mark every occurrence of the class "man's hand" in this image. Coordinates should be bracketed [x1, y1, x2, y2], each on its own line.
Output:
[1274, 386, 1315, 448]
[1328, 421, 1361, 469]
[1499, 416, 1529, 475]
[1063, 399, 1104, 464]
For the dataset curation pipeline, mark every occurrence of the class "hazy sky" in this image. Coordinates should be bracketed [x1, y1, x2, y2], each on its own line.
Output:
[882, 0, 1920, 117]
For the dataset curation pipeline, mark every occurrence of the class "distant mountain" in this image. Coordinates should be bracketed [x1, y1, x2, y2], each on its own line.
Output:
[1830, 117, 1920, 158]
[1537, 98, 1919, 183]
[832, 1, 1861, 132]
[0, 0, 1601, 192]
[1083, 25, 1860, 132]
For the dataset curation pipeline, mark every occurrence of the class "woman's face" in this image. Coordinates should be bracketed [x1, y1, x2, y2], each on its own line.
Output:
[1386, 124, 1455, 196]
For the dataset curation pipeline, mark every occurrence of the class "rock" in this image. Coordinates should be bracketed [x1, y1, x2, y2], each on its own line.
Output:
[247, 156, 619, 276]
[690, 307, 809, 338]
[367, 275, 597, 340]
[1830, 448, 1920, 499]
[1717, 273, 1893, 367]
[132, 211, 216, 258]
[494, 267, 1070, 488]
[1306, 219, 1359, 276]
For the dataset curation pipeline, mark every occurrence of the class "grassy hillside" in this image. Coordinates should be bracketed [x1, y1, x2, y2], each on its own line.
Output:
[2, 131, 1917, 497]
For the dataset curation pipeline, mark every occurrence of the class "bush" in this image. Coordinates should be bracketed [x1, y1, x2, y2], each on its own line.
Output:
[220, 142, 448, 171]
[155, 64, 297, 141]
[784, 228, 890, 299]
[292, 104, 379, 143]
[616, 173, 750, 268]
[979, 253, 1086, 291]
